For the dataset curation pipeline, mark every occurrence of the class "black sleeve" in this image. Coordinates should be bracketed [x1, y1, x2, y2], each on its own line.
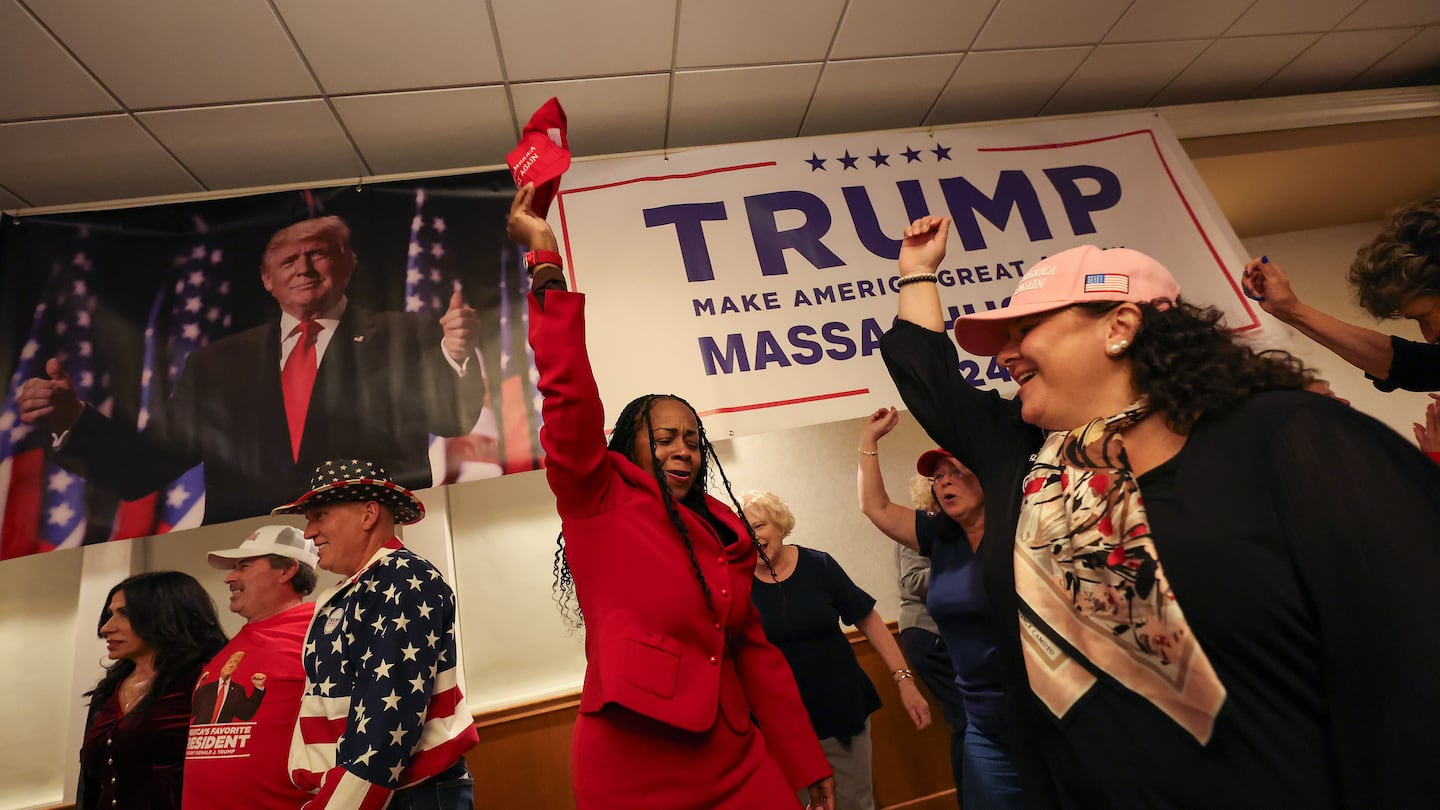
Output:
[812, 550, 877, 627]
[914, 510, 936, 559]
[1265, 398, 1440, 808]
[1367, 335, 1440, 392]
[879, 319, 1043, 490]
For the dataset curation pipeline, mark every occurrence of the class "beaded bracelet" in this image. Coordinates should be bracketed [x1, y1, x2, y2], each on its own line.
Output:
[897, 272, 939, 287]
[892, 668, 914, 683]
[858, 448, 878, 456]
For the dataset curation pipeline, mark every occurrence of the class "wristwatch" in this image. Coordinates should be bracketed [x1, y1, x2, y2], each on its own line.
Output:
[524, 249, 563, 273]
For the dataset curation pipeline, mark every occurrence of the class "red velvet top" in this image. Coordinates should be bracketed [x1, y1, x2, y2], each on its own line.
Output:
[79, 670, 198, 810]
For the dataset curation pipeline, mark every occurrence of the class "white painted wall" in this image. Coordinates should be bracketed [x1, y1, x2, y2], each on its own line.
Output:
[1, 219, 1433, 810]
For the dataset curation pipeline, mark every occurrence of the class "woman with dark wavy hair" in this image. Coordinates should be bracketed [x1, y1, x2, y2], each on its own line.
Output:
[1242, 193, 1440, 393]
[880, 216, 1440, 810]
[509, 184, 834, 810]
[78, 570, 227, 810]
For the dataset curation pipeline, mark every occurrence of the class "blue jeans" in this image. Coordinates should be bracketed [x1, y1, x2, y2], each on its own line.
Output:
[961, 724, 1024, 810]
[390, 759, 474, 810]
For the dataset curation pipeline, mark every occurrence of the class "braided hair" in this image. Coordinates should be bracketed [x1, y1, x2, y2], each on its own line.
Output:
[551, 394, 775, 628]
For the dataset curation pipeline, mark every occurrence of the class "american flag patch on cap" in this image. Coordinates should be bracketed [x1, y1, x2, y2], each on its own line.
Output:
[1084, 273, 1129, 293]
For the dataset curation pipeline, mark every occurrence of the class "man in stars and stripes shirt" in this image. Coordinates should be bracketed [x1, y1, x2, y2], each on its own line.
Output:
[272, 459, 478, 809]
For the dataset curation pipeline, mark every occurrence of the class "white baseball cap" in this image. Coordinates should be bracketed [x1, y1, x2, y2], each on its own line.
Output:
[207, 525, 319, 571]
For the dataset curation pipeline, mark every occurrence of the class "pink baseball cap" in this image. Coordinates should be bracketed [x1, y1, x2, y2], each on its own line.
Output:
[952, 245, 1180, 356]
[507, 97, 571, 217]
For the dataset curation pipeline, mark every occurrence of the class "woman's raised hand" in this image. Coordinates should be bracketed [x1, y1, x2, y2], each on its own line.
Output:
[507, 183, 559, 253]
[1242, 256, 1301, 319]
[860, 406, 900, 449]
[899, 216, 951, 275]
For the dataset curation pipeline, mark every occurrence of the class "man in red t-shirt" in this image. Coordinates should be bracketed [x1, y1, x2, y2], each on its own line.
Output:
[184, 525, 320, 810]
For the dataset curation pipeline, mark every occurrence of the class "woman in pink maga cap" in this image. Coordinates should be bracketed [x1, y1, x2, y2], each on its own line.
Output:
[877, 215, 1440, 810]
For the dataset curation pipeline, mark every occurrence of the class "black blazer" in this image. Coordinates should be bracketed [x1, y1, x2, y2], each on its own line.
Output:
[191, 678, 264, 724]
[59, 307, 486, 524]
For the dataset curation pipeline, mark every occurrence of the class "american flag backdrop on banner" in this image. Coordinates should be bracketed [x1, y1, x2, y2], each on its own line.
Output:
[404, 189, 503, 484]
[112, 223, 234, 539]
[497, 240, 542, 474]
[0, 243, 112, 559]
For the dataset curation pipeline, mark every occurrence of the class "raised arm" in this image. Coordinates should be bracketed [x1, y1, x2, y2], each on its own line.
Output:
[1243, 257, 1396, 379]
[896, 216, 951, 332]
[857, 407, 920, 550]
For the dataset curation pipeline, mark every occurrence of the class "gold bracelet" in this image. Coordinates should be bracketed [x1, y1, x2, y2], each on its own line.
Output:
[858, 448, 878, 456]
[892, 668, 914, 682]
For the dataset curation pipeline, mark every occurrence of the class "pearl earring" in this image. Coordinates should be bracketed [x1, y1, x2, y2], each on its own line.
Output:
[1108, 339, 1130, 356]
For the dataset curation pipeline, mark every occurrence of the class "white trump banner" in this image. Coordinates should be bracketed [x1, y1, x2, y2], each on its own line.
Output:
[552, 111, 1260, 439]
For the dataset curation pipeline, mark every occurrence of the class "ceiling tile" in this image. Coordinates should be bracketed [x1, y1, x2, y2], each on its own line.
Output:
[676, 0, 843, 67]
[928, 47, 1090, 124]
[1105, 0, 1253, 43]
[274, 0, 503, 94]
[973, 0, 1131, 50]
[670, 64, 822, 148]
[0, 116, 201, 206]
[0, 185, 28, 210]
[0, 0, 118, 121]
[1254, 28, 1419, 97]
[1337, 0, 1440, 30]
[802, 54, 960, 136]
[137, 100, 363, 191]
[1226, 0, 1365, 36]
[24, 0, 317, 108]
[830, 0, 996, 59]
[333, 87, 515, 175]
[1152, 34, 1320, 106]
[510, 75, 669, 157]
[1349, 26, 1440, 88]
[1043, 40, 1210, 115]
[492, 0, 675, 82]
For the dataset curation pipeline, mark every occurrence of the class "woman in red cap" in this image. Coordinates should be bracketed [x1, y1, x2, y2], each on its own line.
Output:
[856, 408, 1021, 810]
[878, 215, 1440, 809]
[508, 184, 834, 810]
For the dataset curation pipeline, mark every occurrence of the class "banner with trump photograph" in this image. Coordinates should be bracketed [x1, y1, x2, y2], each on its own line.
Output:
[0, 171, 540, 558]
[553, 111, 1260, 439]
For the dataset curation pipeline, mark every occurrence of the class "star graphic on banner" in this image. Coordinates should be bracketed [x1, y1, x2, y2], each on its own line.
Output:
[805, 152, 827, 172]
[869, 149, 890, 167]
[901, 146, 922, 163]
[932, 143, 952, 161]
[838, 150, 859, 170]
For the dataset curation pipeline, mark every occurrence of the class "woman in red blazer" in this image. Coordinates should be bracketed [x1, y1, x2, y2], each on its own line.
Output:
[511, 184, 835, 810]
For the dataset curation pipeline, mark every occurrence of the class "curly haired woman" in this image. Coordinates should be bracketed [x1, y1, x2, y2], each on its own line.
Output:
[881, 216, 1440, 809]
[509, 184, 834, 810]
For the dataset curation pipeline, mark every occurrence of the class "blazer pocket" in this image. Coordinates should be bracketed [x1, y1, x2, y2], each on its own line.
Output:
[622, 632, 682, 699]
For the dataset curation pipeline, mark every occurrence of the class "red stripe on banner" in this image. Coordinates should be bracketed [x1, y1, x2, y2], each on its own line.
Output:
[400, 726, 480, 788]
[500, 374, 535, 475]
[557, 161, 778, 290]
[424, 684, 463, 722]
[696, 388, 870, 418]
[1, 449, 45, 560]
[976, 129, 1260, 333]
[111, 493, 158, 542]
[299, 715, 346, 745]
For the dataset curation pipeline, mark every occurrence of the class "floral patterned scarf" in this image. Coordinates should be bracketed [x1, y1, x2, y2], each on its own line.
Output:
[1013, 400, 1226, 743]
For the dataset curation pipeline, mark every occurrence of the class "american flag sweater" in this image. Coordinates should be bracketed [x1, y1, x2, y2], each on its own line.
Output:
[290, 539, 478, 809]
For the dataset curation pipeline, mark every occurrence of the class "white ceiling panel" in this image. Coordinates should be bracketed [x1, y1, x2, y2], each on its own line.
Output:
[1349, 27, 1440, 88]
[1255, 28, 1419, 97]
[1227, 0, 1365, 36]
[1338, 0, 1440, 30]
[24, 0, 317, 109]
[334, 87, 516, 175]
[1106, 0, 1253, 43]
[802, 54, 960, 136]
[830, 0, 996, 59]
[670, 64, 823, 148]
[0, 0, 118, 121]
[274, 0, 503, 94]
[676, 0, 843, 67]
[492, 0, 675, 82]
[928, 47, 1090, 125]
[0, 116, 201, 206]
[1152, 34, 1320, 105]
[973, 0, 1131, 50]
[137, 101, 363, 191]
[510, 75, 669, 157]
[0, 185, 28, 210]
[1043, 40, 1210, 115]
